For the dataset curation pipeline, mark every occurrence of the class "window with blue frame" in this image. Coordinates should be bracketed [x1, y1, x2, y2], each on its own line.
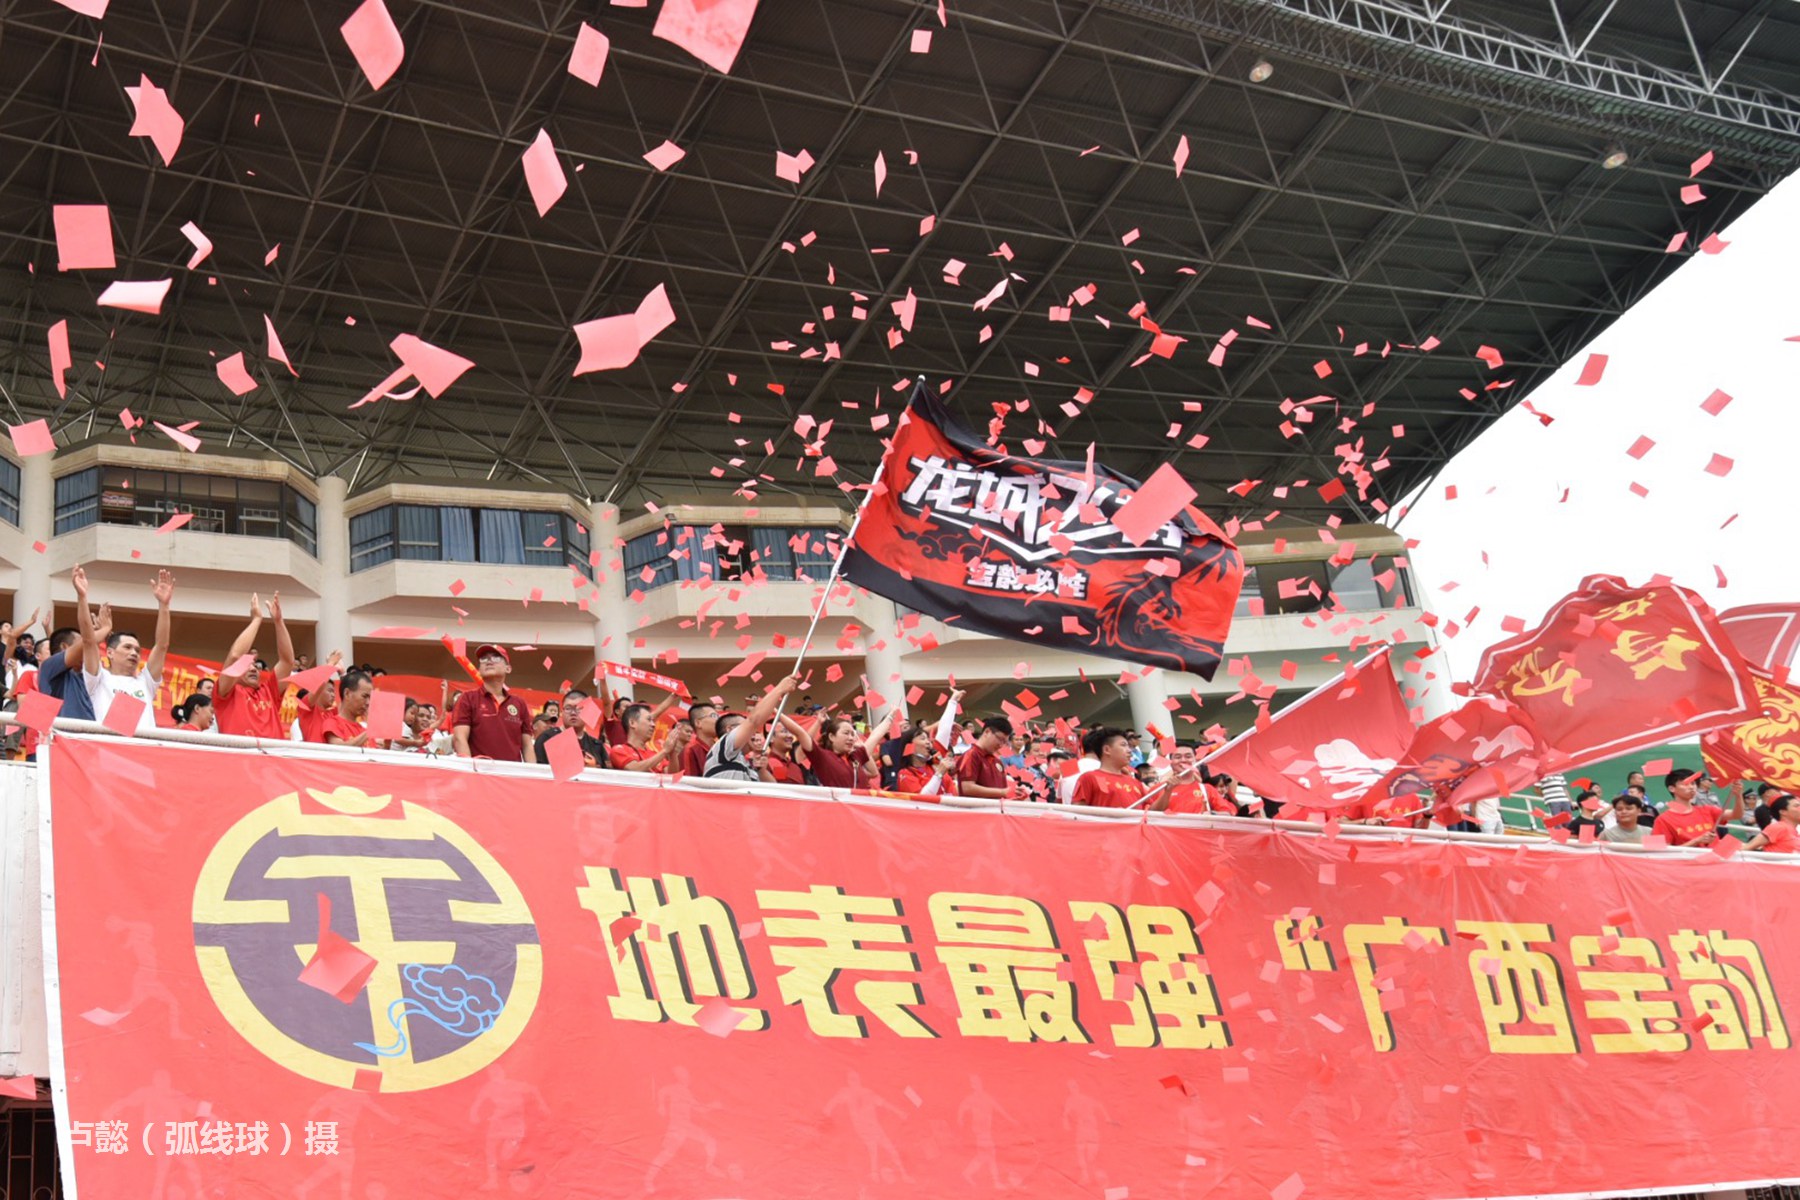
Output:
[621, 524, 842, 591]
[348, 504, 590, 573]
[52, 466, 317, 554]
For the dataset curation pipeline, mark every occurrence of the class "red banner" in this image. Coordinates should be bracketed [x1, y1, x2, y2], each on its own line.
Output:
[43, 735, 1800, 1199]
[1473, 574, 1759, 769]
[1702, 671, 1800, 791]
[598, 660, 690, 697]
[841, 385, 1243, 679]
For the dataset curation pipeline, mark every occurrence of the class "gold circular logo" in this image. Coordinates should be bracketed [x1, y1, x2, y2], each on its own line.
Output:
[192, 786, 540, 1092]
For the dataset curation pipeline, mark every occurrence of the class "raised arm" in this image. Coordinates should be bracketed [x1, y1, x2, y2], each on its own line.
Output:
[217, 593, 265, 700]
[72, 566, 100, 674]
[728, 675, 800, 753]
[270, 592, 296, 686]
[145, 570, 174, 683]
[780, 712, 815, 754]
[859, 710, 896, 760]
[1723, 779, 1746, 824]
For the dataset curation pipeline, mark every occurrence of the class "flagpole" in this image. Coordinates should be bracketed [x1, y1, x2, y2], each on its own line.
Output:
[770, 377, 920, 728]
[1195, 645, 1395, 768]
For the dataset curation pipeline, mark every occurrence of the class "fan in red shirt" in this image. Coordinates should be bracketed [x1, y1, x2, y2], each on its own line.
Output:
[606, 700, 690, 773]
[1651, 768, 1744, 847]
[1161, 744, 1235, 814]
[953, 717, 1014, 799]
[895, 728, 957, 798]
[596, 677, 681, 747]
[451, 645, 535, 763]
[323, 670, 376, 746]
[680, 702, 718, 777]
[1069, 727, 1148, 809]
[1748, 795, 1800, 853]
[174, 692, 215, 733]
[795, 713, 893, 790]
[212, 592, 296, 739]
[761, 720, 809, 786]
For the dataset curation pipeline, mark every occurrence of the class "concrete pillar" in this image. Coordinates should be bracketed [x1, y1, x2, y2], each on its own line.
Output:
[14, 453, 53, 623]
[859, 593, 907, 726]
[1125, 670, 1170, 739]
[589, 501, 633, 697]
[314, 476, 352, 661]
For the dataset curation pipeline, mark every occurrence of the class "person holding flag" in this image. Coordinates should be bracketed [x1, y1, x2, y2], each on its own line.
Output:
[1069, 726, 1150, 809]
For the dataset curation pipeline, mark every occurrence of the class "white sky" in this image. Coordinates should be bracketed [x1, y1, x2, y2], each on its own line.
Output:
[1396, 169, 1800, 682]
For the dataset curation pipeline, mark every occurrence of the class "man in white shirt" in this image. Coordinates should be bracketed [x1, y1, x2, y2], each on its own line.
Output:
[73, 566, 173, 735]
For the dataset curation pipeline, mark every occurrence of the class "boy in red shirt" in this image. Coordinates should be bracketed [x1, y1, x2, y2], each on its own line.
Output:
[1069, 727, 1147, 809]
[1651, 768, 1744, 847]
[953, 717, 1013, 799]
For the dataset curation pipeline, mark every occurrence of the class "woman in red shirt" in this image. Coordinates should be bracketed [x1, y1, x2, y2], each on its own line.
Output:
[895, 730, 956, 798]
[796, 713, 893, 790]
[761, 720, 809, 787]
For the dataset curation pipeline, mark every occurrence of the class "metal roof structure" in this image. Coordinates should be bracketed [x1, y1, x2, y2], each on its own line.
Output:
[4, 0, 1799, 524]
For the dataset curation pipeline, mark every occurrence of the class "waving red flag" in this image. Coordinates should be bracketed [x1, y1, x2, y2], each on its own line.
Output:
[1472, 575, 1759, 769]
[1359, 696, 1550, 823]
[1701, 672, 1800, 791]
[840, 384, 1243, 679]
[1200, 649, 1413, 810]
[1718, 603, 1800, 676]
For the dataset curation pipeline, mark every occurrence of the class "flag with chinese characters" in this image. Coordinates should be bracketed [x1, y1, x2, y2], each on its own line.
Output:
[1200, 649, 1414, 810]
[1472, 575, 1760, 769]
[840, 384, 1242, 680]
[1359, 696, 1550, 822]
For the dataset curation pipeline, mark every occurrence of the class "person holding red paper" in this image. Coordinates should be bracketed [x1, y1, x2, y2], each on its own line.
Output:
[212, 592, 295, 739]
[74, 566, 172, 736]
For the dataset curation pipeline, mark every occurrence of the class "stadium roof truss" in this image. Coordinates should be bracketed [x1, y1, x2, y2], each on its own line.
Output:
[2, 0, 1798, 523]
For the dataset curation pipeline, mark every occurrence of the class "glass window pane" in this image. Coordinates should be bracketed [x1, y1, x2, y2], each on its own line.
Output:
[396, 505, 441, 560]
[100, 466, 132, 490]
[238, 479, 279, 503]
[1254, 561, 1330, 615]
[520, 511, 560, 566]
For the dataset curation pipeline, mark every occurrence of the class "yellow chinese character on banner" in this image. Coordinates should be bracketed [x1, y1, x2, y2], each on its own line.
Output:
[576, 868, 767, 1031]
[1669, 930, 1790, 1051]
[1344, 917, 1447, 1053]
[1503, 649, 1584, 707]
[1569, 929, 1687, 1053]
[929, 892, 1088, 1044]
[1611, 627, 1701, 680]
[1274, 916, 1336, 972]
[1456, 921, 1577, 1054]
[1071, 902, 1228, 1050]
[1595, 594, 1657, 623]
[756, 885, 934, 1039]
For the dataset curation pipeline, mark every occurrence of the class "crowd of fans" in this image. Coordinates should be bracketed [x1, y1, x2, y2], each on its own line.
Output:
[1, 575, 1794, 852]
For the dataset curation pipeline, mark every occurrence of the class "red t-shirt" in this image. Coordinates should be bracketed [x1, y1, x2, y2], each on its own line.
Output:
[214, 675, 286, 739]
[681, 737, 714, 778]
[321, 711, 366, 744]
[15, 670, 41, 757]
[808, 746, 870, 790]
[608, 742, 671, 773]
[603, 718, 628, 746]
[296, 696, 334, 744]
[896, 766, 954, 797]
[1165, 780, 1233, 815]
[1070, 770, 1148, 809]
[954, 745, 1007, 794]
[765, 754, 806, 786]
[1652, 805, 1724, 846]
[451, 687, 532, 762]
[1761, 821, 1798, 854]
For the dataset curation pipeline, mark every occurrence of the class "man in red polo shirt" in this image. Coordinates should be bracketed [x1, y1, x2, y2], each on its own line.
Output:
[1069, 727, 1148, 809]
[323, 669, 376, 747]
[953, 717, 1014, 799]
[452, 645, 535, 762]
[212, 592, 296, 739]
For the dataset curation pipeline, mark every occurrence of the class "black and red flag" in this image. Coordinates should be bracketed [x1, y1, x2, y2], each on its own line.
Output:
[841, 385, 1243, 679]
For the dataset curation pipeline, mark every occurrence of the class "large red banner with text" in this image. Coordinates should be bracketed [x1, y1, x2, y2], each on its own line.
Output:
[43, 735, 1800, 1199]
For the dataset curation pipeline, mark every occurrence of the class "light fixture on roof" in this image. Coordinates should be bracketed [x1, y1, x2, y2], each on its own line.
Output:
[1601, 142, 1629, 170]
[1248, 59, 1275, 83]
